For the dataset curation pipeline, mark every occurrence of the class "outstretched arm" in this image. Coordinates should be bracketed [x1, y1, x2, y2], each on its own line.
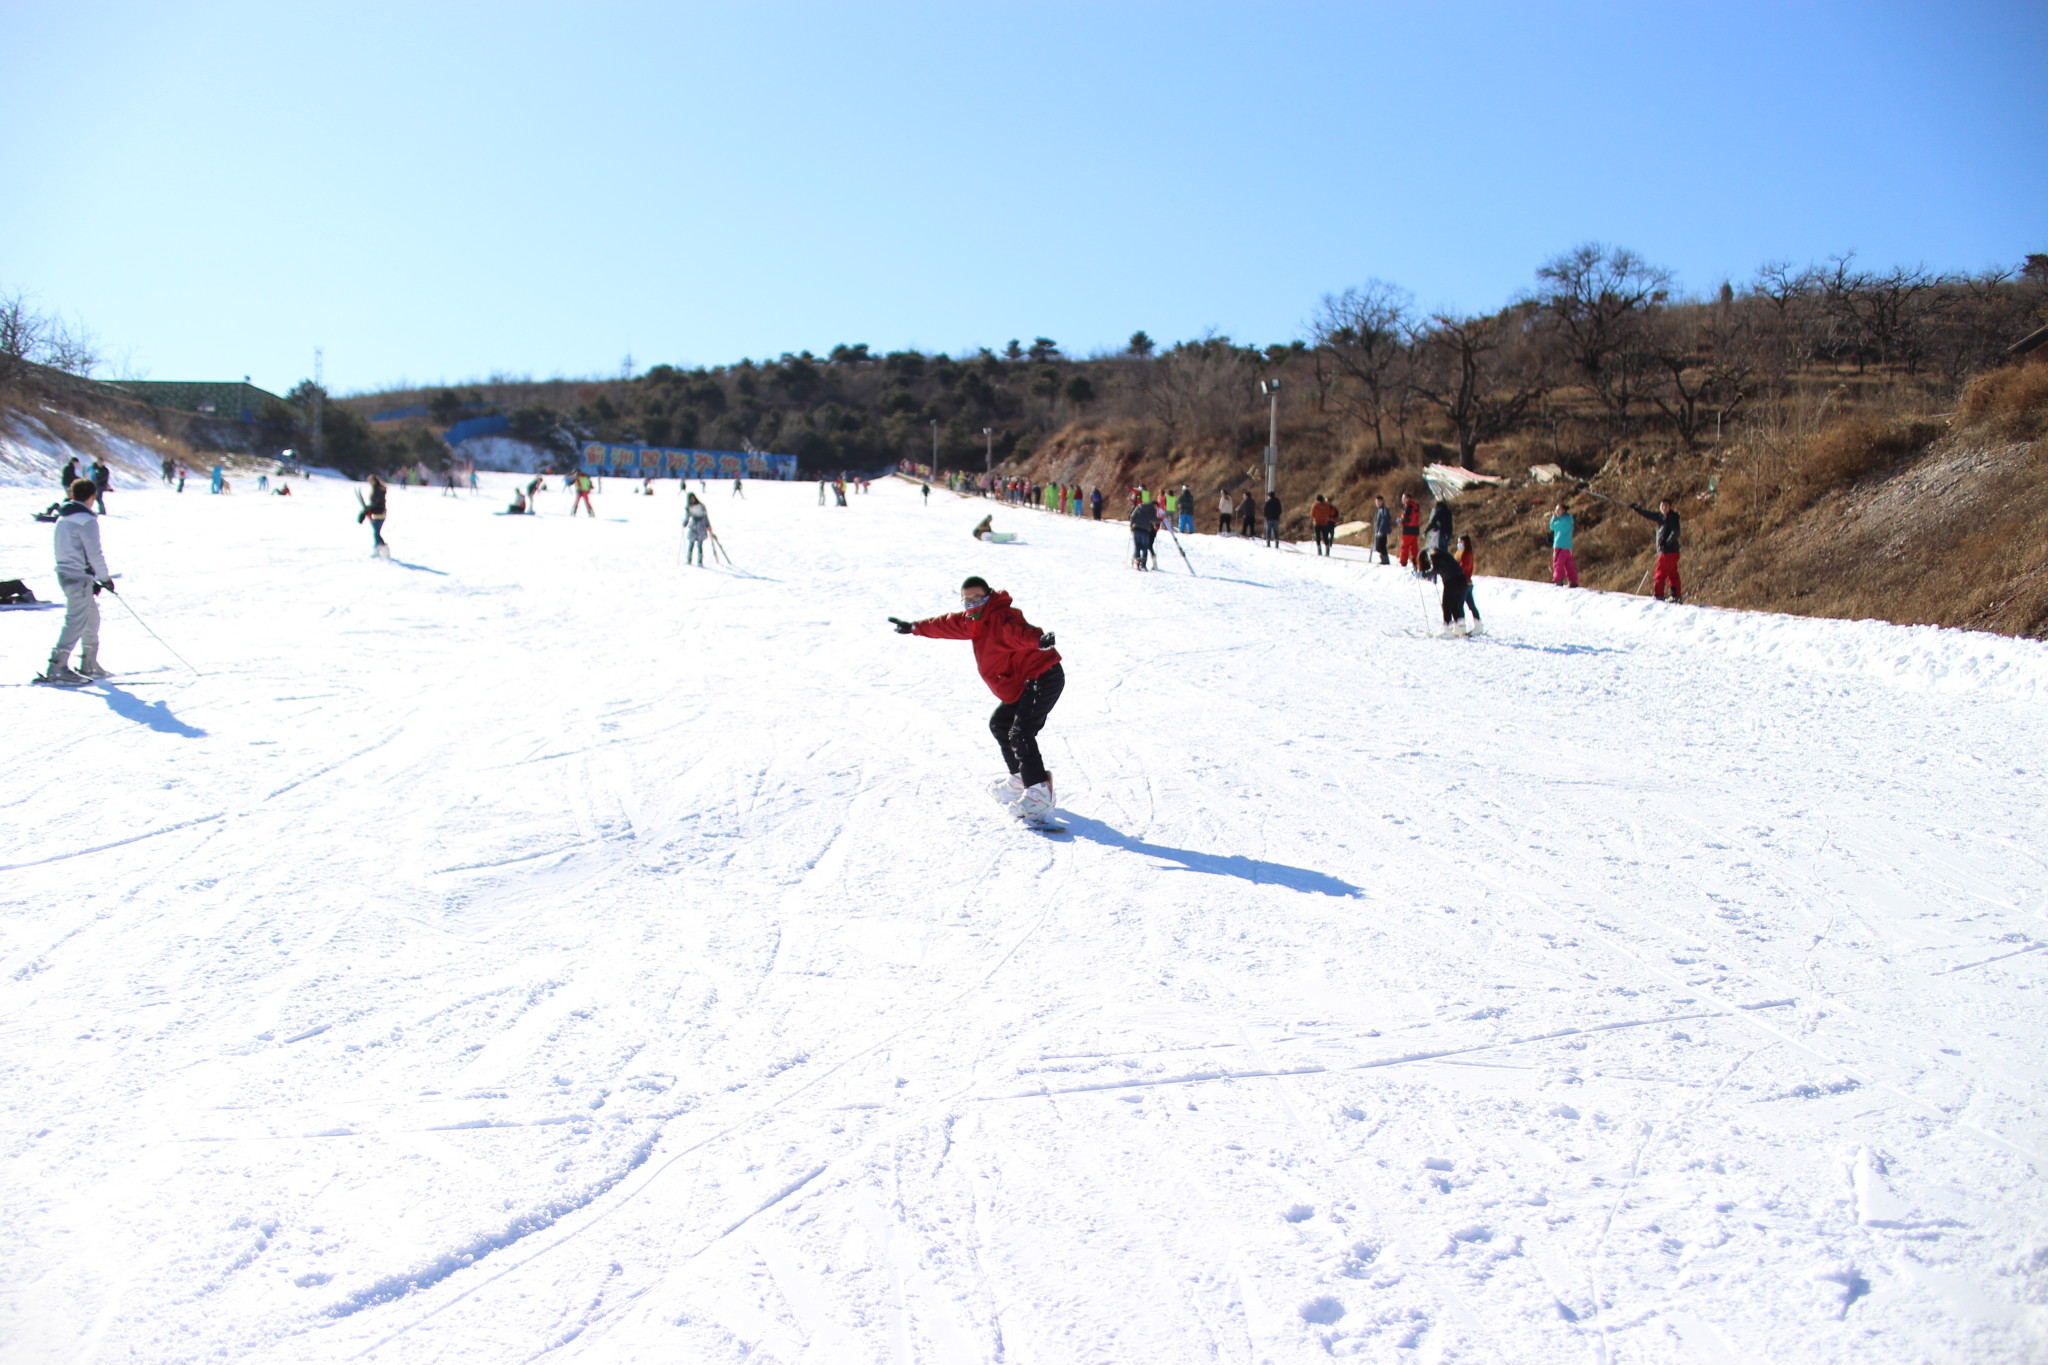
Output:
[901, 610, 976, 640]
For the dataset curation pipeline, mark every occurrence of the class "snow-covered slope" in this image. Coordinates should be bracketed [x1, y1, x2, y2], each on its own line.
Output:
[2, 477, 2044, 1364]
[0, 405, 163, 490]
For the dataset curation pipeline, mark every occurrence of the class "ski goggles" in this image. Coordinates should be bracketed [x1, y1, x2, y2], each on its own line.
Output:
[961, 592, 991, 610]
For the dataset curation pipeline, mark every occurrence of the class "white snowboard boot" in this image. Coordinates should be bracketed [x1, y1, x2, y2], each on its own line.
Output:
[989, 773, 1025, 807]
[1014, 776, 1057, 825]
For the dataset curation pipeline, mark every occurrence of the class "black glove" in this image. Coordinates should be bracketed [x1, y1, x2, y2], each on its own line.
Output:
[1038, 630, 1056, 649]
[92, 581, 103, 596]
[889, 617, 914, 634]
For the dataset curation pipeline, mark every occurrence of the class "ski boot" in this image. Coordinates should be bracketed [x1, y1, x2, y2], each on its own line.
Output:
[36, 654, 89, 686]
[77, 650, 112, 678]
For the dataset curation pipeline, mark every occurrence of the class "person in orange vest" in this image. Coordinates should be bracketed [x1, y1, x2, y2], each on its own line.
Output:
[1397, 494, 1421, 566]
[1309, 494, 1339, 556]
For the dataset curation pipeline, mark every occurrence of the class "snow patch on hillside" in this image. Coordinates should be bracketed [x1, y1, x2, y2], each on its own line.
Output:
[0, 405, 161, 489]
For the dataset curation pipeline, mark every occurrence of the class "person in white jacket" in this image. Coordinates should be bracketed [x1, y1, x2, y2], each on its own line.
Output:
[41, 478, 116, 685]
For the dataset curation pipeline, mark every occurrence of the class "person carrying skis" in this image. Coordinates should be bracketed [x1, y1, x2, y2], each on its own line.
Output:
[1130, 496, 1160, 569]
[684, 492, 713, 564]
[1548, 503, 1580, 587]
[358, 473, 390, 555]
[1309, 494, 1338, 555]
[1629, 497, 1683, 602]
[1397, 493, 1421, 566]
[38, 478, 117, 685]
[1372, 495, 1393, 564]
[1416, 547, 1471, 635]
[888, 576, 1064, 825]
[1456, 533, 1484, 631]
[1262, 490, 1282, 547]
[571, 470, 596, 517]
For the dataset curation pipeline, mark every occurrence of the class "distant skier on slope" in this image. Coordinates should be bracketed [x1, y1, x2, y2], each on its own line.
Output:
[1416, 547, 1471, 635]
[1548, 503, 1580, 587]
[1456, 534, 1484, 632]
[1629, 497, 1683, 602]
[684, 492, 712, 565]
[1310, 493, 1338, 555]
[888, 576, 1064, 826]
[36, 478, 117, 685]
[1262, 490, 1282, 548]
[1397, 493, 1420, 566]
[1424, 496, 1452, 557]
[571, 470, 596, 517]
[1372, 495, 1393, 564]
[1129, 496, 1161, 570]
[358, 474, 390, 557]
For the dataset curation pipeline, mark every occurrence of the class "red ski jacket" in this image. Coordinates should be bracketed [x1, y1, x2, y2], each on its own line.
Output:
[911, 591, 1062, 703]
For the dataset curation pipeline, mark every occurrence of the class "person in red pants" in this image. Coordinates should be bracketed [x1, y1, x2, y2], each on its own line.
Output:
[1397, 493, 1421, 567]
[1630, 497, 1683, 602]
[571, 470, 596, 517]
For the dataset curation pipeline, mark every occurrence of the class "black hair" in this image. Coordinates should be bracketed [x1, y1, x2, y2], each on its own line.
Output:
[961, 575, 991, 592]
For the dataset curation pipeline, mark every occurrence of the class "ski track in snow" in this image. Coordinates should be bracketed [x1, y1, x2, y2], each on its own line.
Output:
[2, 476, 2045, 1364]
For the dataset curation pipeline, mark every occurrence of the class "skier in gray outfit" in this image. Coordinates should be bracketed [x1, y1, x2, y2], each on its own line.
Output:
[40, 478, 116, 684]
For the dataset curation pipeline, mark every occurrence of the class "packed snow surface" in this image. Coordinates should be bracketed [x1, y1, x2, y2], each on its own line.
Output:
[3, 475, 2045, 1364]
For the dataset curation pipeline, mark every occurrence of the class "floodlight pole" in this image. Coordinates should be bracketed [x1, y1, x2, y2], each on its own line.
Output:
[930, 418, 939, 472]
[983, 426, 993, 475]
[1259, 377, 1281, 494]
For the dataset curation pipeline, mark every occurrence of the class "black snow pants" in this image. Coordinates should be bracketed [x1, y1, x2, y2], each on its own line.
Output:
[990, 664, 1064, 789]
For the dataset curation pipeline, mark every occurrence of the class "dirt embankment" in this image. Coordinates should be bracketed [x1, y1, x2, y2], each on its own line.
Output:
[1010, 365, 2048, 639]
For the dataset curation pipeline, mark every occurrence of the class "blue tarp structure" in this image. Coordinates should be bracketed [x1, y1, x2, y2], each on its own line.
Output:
[578, 443, 798, 480]
[445, 414, 511, 446]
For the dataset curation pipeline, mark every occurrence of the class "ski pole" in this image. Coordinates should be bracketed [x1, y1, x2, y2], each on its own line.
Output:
[110, 591, 202, 675]
[1165, 526, 1198, 576]
[710, 533, 734, 567]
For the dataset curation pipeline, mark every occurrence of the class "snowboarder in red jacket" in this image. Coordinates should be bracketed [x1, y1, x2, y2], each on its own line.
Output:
[891, 577, 1065, 824]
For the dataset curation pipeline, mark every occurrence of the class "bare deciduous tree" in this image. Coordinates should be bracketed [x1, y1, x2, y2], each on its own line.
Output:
[1407, 310, 1549, 466]
[1309, 280, 1414, 451]
[1534, 243, 1672, 426]
[0, 290, 100, 390]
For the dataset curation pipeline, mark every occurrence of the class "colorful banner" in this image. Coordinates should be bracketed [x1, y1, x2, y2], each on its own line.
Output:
[579, 443, 798, 480]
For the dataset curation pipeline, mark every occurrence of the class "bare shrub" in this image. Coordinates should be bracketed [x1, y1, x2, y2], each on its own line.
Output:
[1956, 364, 2048, 442]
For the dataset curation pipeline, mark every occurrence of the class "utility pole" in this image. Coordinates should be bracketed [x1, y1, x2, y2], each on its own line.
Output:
[313, 347, 326, 468]
[930, 418, 939, 472]
[1259, 377, 1281, 495]
[983, 427, 993, 475]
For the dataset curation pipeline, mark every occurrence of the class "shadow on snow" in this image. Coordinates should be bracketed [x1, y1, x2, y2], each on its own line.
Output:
[97, 683, 206, 737]
[1059, 815, 1360, 897]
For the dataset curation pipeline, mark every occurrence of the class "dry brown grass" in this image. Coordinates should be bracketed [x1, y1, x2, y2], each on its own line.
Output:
[1956, 362, 2048, 442]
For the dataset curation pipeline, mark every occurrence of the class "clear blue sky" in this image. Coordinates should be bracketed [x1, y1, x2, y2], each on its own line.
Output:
[4, 1, 2043, 396]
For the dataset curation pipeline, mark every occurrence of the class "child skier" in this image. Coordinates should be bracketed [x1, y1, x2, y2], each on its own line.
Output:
[889, 577, 1065, 826]
[1456, 534, 1484, 631]
[571, 471, 596, 517]
[1548, 504, 1580, 586]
